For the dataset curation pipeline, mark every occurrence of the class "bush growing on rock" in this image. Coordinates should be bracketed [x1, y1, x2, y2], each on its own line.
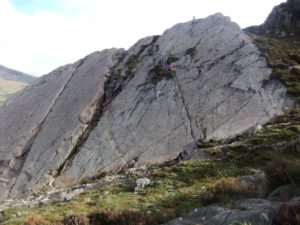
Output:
[185, 47, 197, 57]
[264, 156, 300, 190]
[272, 200, 300, 225]
[88, 209, 147, 225]
[149, 63, 176, 83]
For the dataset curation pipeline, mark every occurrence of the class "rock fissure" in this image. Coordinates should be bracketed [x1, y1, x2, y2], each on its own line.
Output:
[210, 94, 257, 135]
[53, 44, 155, 178]
[6, 60, 86, 198]
[174, 76, 196, 141]
[130, 122, 187, 164]
[109, 130, 127, 166]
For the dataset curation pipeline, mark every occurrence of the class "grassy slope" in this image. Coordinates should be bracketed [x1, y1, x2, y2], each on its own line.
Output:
[2, 31, 300, 225]
[247, 29, 300, 100]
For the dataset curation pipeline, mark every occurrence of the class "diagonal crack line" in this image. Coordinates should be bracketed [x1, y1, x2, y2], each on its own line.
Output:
[7, 59, 85, 198]
[174, 76, 196, 142]
[122, 122, 185, 165]
[210, 93, 256, 135]
[109, 130, 127, 166]
[54, 53, 130, 177]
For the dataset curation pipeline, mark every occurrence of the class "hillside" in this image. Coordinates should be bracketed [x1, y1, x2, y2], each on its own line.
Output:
[0, 65, 35, 104]
[0, 1, 300, 225]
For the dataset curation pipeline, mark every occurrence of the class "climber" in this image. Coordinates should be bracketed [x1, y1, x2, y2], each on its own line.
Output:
[168, 63, 174, 71]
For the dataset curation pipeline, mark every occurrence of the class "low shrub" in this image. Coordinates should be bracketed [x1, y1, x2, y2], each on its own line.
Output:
[125, 54, 138, 75]
[185, 47, 197, 57]
[88, 209, 148, 225]
[149, 63, 176, 84]
[264, 156, 300, 190]
[273, 201, 300, 225]
[63, 215, 89, 225]
[24, 215, 54, 225]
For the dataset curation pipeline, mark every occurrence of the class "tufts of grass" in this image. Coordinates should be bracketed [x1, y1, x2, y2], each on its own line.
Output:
[264, 156, 300, 191]
[149, 63, 176, 84]
[2, 158, 259, 225]
[185, 46, 197, 57]
[247, 29, 300, 101]
[229, 221, 252, 225]
[125, 54, 139, 76]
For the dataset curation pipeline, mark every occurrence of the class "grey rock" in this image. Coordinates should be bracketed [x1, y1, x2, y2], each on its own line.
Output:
[56, 14, 291, 187]
[64, 188, 85, 201]
[289, 65, 300, 76]
[0, 13, 293, 198]
[0, 49, 124, 200]
[135, 178, 151, 191]
[264, 0, 300, 29]
[268, 184, 298, 202]
[238, 173, 266, 196]
[37, 197, 50, 206]
[165, 198, 280, 225]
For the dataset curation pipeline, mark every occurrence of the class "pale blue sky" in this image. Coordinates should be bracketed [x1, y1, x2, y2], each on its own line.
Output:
[11, 0, 60, 14]
[1, 0, 284, 76]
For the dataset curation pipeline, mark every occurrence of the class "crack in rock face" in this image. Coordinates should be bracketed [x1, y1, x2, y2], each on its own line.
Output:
[0, 13, 294, 199]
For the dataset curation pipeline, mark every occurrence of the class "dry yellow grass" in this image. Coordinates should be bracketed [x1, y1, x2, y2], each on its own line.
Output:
[0, 78, 28, 104]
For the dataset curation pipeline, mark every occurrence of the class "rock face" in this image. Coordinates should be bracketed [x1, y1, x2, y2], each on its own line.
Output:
[165, 199, 281, 225]
[0, 50, 124, 199]
[0, 13, 293, 199]
[264, 0, 300, 29]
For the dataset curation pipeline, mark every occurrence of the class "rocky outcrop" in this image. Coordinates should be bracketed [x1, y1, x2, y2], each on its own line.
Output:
[0, 13, 293, 199]
[0, 49, 124, 200]
[264, 0, 300, 29]
[165, 198, 281, 225]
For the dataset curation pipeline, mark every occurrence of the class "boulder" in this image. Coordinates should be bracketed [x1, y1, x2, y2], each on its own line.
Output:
[238, 173, 266, 196]
[268, 184, 298, 202]
[289, 65, 300, 76]
[164, 199, 279, 225]
[135, 178, 151, 191]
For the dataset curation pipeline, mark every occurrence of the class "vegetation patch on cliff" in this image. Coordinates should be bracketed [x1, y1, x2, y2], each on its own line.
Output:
[247, 29, 300, 101]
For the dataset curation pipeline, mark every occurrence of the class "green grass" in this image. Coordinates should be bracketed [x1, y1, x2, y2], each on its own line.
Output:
[0, 95, 7, 104]
[247, 29, 300, 101]
[2, 156, 265, 225]
[3, 111, 300, 224]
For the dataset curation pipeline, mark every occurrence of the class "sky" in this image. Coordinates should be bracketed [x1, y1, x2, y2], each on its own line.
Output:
[0, 0, 284, 76]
